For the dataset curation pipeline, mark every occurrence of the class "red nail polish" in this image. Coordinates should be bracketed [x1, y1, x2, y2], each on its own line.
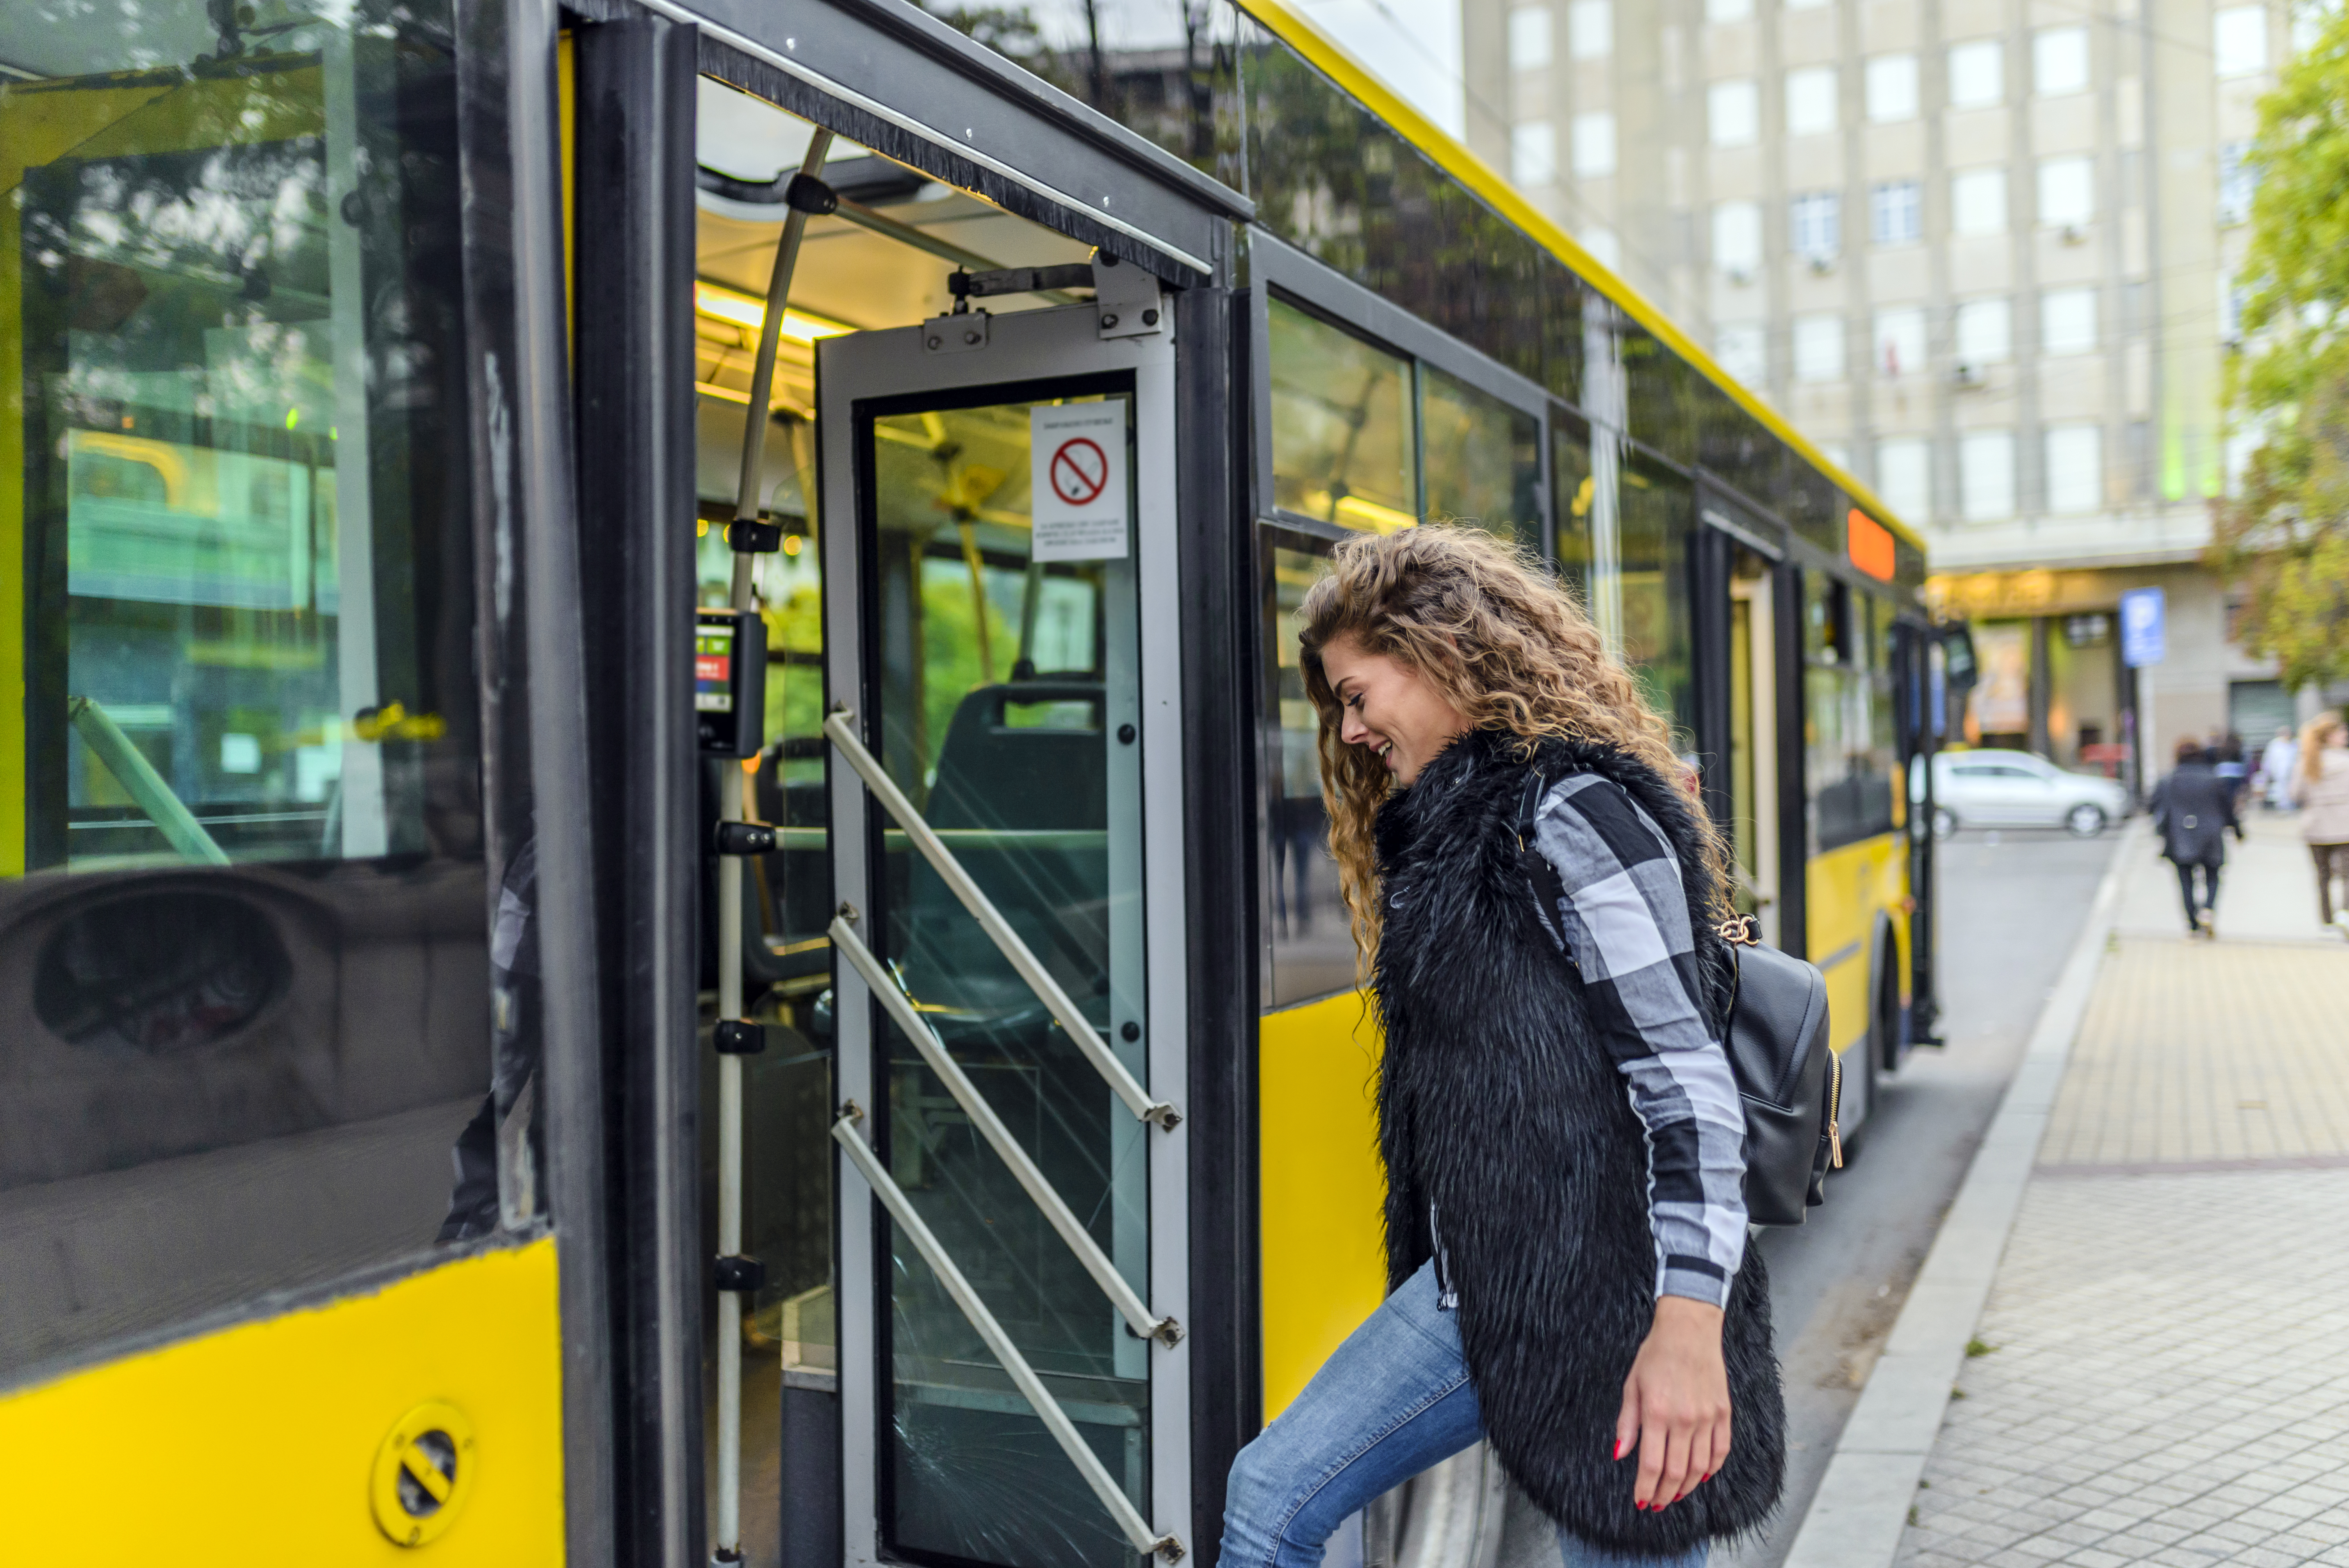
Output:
[1613, 1440, 1624, 1460]
[1674, 1493, 1686, 1503]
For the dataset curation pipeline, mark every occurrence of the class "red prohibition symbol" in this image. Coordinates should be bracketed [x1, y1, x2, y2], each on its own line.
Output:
[1048, 437, 1110, 506]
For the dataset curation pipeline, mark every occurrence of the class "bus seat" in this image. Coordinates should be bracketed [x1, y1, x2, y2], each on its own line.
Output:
[898, 683, 1110, 1023]
[926, 683, 1107, 834]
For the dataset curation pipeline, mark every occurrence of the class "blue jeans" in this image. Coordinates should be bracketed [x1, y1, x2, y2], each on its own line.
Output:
[1221, 1261, 1705, 1568]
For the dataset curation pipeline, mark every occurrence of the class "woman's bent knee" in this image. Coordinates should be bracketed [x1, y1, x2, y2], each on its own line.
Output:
[1219, 1431, 1301, 1568]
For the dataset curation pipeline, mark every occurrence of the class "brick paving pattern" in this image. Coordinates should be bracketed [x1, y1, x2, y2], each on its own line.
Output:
[1895, 923, 2349, 1568]
[2040, 939, 2349, 1169]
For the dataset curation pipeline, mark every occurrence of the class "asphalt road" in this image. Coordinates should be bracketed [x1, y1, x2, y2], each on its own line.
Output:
[1715, 825, 2122, 1568]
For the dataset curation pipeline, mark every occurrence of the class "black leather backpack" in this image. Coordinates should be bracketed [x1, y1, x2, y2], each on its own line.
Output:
[1713, 916, 1840, 1225]
[1515, 777, 1841, 1226]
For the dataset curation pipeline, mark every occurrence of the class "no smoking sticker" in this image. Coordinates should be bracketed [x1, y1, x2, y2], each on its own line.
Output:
[1030, 404, 1127, 562]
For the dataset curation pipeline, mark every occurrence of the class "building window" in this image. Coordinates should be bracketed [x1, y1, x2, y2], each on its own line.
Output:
[1955, 297, 2013, 364]
[1568, 0, 1612, 59]
[1713, 200, 1763, 275]
[1876, 437, 1931, 522]
[2034, 26, 2090, 96]
[1706, 0, 1754, 20]
[2215, 5, 2268, 77]
[1572, 111, 1617, 176]
[2041, 287, 2098, 355]
[1951, 168, 2008, 235]
[1791, 191, 1841, 259]
[1793, 313, 1845, 382]
[1512, 121, 1558, 185]
[1960, 431, 2016, 520]
[1948, 39, 2004, 107]
[2038, 155, 2095, 227]
[2044, 424, 2103, 513]
[2220, 276, 2246, 344]
[1786, 66, 1838, 136]
[1582, 226, 1621, 269]
[1871, 180, 1922, 245]
[2121, 419, 2152, 497]
[1710, 79, 1760, 146]
[2219, 140, 2257, 223]
[1508, 5, 1554, 69]
[1717, 322, 1768, 384]
[1874, 306, 1927, 377]
[1867, 54, 1919, 122]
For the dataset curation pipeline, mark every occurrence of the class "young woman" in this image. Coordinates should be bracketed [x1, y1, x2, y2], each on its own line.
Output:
[1219, 529, 1783, 1568]
[2294, 712, 2349, 933]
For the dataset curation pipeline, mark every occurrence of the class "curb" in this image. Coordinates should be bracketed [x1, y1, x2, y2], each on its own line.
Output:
[1776, 819, 2142, 1568]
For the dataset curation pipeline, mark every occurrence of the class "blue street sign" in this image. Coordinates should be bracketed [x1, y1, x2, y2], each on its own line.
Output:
[2120, 587, 2166, 667]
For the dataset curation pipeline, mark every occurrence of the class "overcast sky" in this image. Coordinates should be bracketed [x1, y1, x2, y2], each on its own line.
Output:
[1296, 0, 1465, 139]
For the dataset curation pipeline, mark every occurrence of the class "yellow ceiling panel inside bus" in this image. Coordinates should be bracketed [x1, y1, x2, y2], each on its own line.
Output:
[693, 76, 1089, 415]
[1235, 0, 1927, 559]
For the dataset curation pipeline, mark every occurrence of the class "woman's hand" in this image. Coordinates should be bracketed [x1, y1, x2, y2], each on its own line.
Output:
[1614, 1295, 1732, 1511]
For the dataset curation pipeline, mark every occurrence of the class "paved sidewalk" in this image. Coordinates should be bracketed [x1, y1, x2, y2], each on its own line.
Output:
[1893, 813, 2349, 1568]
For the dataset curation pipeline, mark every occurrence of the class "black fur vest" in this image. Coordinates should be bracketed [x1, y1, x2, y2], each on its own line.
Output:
[1370, 729, 1785, 1552]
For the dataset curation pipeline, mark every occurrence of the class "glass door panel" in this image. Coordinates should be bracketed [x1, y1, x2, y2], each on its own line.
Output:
[859, 388, 1148, 1568]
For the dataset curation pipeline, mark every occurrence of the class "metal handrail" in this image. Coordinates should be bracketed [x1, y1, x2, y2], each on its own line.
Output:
[830, 1103, 1185, 1563]
[830, 912, 1180, 1345]
[823, 706, 1179, 1129]
[67, 697, 230, 866]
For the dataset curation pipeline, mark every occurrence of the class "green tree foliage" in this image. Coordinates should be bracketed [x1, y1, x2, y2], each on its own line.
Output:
[2217, 9, 2349, 693]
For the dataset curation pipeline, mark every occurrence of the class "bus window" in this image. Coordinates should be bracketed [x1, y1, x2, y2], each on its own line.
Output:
[1259, 531, 1353, 1007]
[1552, 409, 1595, 606]
[1806, 573, 1900, 852]
[1617, 450, 1695, 738]
[1, 0, 510, 1379]
[1267, 298, 1418, 532]
[1421, 365, 1538, 543]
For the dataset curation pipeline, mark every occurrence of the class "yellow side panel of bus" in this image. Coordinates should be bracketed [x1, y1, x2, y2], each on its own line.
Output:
[1258, 990, 1389, 1422]
[1807, 834, 1911, 1055]
[0, 1235, 566, 1564]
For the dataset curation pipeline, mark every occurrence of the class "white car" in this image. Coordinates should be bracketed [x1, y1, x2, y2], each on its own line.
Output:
[1930, 750, 2132, 837]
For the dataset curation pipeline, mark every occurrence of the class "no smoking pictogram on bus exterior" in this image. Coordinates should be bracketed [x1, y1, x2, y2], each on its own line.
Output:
[1048, 437, 1109, 507]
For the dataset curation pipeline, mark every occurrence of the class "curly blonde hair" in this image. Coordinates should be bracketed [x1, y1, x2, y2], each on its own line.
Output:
[1297, 527, 1727, 968]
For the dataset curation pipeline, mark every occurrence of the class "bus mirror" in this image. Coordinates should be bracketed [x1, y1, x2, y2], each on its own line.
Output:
[1938, 623, 1978, 699]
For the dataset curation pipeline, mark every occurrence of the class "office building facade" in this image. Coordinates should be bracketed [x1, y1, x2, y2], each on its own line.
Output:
[1462, 0, 2313, 769]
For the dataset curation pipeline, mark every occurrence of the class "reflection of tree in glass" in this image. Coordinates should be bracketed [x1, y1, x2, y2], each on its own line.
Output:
[916, 0, 1241, 180]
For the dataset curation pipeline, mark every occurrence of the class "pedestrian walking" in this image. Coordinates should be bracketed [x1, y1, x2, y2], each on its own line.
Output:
[2150, 737, 2241, 939]
[1220, 529, 1781, 1568]
[2292, 711, 2349, 934]
[2260, 725, 2299, 812]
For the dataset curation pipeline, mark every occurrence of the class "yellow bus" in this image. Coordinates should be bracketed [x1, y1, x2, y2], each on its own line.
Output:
[0, 1, 1936, 1564]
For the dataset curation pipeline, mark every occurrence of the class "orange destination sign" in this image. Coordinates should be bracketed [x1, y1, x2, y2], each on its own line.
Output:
[1846, 508, 1895, 582]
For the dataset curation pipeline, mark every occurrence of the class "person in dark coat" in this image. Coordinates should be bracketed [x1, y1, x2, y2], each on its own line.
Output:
[2151, 737, 2242, 939]
[1218, 529, 1783, 1568]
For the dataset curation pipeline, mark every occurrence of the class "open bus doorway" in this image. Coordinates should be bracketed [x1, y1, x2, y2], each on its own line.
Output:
[684, 73, 1189, 1568]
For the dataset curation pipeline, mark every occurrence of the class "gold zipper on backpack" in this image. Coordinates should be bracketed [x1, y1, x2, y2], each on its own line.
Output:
[1826, 1053, 1845, 1170]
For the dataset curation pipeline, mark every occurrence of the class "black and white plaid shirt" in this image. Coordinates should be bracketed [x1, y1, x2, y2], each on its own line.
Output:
[1529, 772, 1748, 1308]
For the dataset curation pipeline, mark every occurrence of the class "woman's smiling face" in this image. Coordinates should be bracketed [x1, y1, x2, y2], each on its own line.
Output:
[1319, 633, 1472, 786]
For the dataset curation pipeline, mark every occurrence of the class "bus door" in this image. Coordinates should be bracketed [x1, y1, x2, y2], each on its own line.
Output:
[1898, 620, 1944, 1044]
[1697, 491, 1791, 948]
[815, 296, 1193, 1568]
